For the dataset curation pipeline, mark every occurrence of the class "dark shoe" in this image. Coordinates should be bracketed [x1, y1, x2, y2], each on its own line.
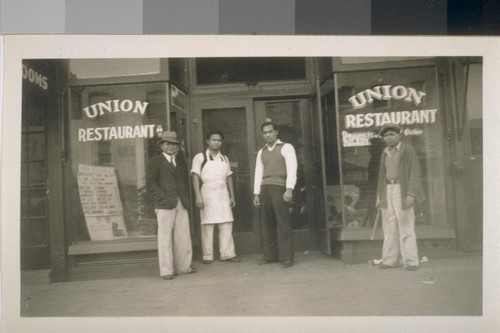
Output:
[162, 275, 174, 280]
[258, 259, 278, 265]
[280, 260, 293, 268]
[202, 260, 213, 264]
[378, 264, 398, 269]
[222, 257, 241, 263]
[406, 265, 418, 271]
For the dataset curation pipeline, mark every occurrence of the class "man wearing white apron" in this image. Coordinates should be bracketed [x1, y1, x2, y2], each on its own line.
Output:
[191, 130, 240, 264]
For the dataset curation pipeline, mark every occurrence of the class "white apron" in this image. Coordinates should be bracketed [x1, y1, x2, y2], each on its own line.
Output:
[199, 156, 234, 224]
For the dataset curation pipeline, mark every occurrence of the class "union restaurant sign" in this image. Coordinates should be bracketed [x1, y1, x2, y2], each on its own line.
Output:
[341, 85, 437, 147]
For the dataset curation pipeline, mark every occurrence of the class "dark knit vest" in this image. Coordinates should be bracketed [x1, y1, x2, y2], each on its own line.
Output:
[261, 143, 287, 187]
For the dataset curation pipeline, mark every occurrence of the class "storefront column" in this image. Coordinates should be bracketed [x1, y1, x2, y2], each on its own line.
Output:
[47, 81, 68, 282]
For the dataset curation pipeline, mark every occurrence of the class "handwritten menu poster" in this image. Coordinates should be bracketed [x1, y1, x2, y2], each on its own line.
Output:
[77, 164, 128, 241]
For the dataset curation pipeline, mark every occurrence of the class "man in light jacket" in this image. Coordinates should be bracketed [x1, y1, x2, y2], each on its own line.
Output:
[376, 124, 425, 271]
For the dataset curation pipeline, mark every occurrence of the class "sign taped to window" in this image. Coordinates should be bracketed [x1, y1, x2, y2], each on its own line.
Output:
[77, 164, 128, 241]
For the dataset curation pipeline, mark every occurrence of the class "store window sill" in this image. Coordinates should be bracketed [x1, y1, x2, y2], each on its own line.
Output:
[333, 226, 456, 241]
[68, 236, 158, 255]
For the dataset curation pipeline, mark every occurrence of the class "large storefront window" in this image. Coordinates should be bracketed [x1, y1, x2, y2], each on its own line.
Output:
[69, 82, 171, 242]
[324, 66, 447, 229]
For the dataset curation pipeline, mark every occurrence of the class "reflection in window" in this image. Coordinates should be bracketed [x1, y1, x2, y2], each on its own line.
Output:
[196, 58, 306, 85]
[69, 83, 169, 242]
[333, 67, 446, 228]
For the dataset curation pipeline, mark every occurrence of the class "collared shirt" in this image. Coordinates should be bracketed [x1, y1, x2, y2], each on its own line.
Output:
[162, 152, 176, 166]
[253, 139, 297, 194]
[384, 142, 401, 180]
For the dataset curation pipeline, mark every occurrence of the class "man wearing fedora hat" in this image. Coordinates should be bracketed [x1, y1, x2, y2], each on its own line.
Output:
[147, 131, 196, 280]
[376, 124, 425, 271]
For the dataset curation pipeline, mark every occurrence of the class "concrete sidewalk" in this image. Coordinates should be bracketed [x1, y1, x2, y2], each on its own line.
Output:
[21, 253, 482, 317]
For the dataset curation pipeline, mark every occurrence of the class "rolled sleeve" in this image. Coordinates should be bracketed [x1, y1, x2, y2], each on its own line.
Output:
[190, 153, 204, 176]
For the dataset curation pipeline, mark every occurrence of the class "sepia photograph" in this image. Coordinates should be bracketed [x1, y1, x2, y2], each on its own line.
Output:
[1, 35, 499, 332]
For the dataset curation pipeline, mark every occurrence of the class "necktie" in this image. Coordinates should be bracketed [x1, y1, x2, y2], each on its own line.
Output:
[171, 155, 176, 167]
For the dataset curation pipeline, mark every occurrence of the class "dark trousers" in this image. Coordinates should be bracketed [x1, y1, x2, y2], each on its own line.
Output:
[260, 185, 294, 262]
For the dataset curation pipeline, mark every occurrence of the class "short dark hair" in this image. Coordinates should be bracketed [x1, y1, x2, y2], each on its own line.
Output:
[261, 121, 278, 132]
[206, 130, 224, 141]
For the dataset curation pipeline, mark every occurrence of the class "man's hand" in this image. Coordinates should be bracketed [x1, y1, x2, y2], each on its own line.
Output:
[403, 196, 415, 209]
[253, 194, 260, 207]
[375, 196, 381, 209]
[195, 197, 203, 208]
[283, 188, 293, 203]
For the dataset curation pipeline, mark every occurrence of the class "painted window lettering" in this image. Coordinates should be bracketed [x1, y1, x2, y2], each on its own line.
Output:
[348, 85, 426, 109]
[83, 100, 149, 119]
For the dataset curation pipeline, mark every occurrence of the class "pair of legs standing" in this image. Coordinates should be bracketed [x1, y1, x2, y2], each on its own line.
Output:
[381, 184, 419, 269]
[156, 199, 193, 277]
[260, 185, 294, 264]
[201, 222, 237, 261]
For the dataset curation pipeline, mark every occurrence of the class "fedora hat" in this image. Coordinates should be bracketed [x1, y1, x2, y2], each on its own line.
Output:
[379, 123, 402, 137]
[159, 131, 181, 144]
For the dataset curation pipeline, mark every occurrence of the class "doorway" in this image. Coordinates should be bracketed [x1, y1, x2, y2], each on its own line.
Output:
[21, 93, 50, 269]
[254, 99, 325, 252]
[197, 97, 328, 255]
[201, 103, 260, 254]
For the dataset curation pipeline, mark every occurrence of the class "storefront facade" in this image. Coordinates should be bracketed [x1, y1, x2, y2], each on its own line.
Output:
[21, 57, 482, 281]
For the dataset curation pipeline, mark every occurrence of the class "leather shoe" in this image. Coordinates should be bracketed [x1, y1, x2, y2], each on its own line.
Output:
[258, 259, 278, 265]
[188, 267, 197, 273]
[202, 260, 213, 264]
[222, 257, 241, 263]
[281, 260, 293, 268]
[406, 265, 418, 271]
[162, 275, 174, 280]
[378, 264, 398, 269]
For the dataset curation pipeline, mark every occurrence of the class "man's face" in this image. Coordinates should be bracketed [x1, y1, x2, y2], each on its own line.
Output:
[161, 141, 180, 155]
[262, 125, 278, 144]
[383, 130, 402, 147]
[207, 134, 222, 151]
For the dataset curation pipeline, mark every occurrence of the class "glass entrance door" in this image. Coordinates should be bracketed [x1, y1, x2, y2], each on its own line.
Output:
[254, 99, 325, 252]
[21, 93, 50, 269]
[200, 104, 261, 254]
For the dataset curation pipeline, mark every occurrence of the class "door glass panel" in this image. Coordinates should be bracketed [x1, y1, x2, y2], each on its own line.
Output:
[27, 133, 45, 160]
[202, 107, 253, 232]
[28, 162, 45, 187]
[261, 101, 321, 231]
[29, 190, 47, 217]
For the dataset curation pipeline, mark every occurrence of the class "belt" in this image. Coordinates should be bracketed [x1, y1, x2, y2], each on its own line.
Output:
[386, 179, 400, 184]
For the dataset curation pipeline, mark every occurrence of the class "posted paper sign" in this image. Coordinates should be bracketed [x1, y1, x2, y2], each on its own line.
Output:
[77, 164, 128, 240]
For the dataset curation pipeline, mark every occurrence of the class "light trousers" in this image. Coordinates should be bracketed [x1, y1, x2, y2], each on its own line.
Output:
[201, 222, 236, 261]
[156, 199, 193, 276]
[381, 184, 419, 267]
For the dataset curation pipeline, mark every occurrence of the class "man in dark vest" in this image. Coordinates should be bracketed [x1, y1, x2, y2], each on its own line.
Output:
[147, 131, 196, 280]
[253, 122, 297, 268]
[376, 124, 425, 271]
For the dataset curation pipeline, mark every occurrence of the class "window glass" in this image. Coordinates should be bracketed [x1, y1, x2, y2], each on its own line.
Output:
[466, 63, 482, 156]
[332, 67, 447, 228]
[69, 83, 169, 242]
[69, 59, 161, 79]
[196, 58, 306, 85]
